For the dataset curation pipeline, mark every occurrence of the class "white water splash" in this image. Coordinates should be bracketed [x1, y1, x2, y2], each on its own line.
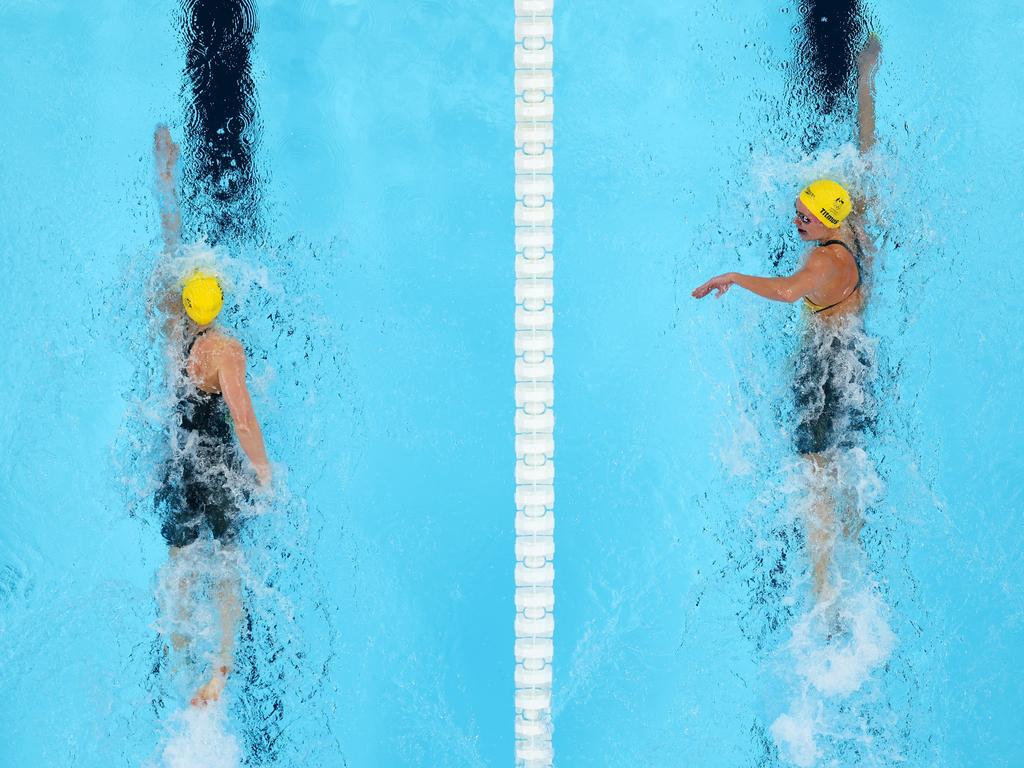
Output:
[768, 441, 895, 766]
[793, 588, 895, 697]
[770, 699, 820, 768]
[770, 579, 896, 765]
[749, 143, 882, 214]
[150, 541, 250, 765]
[153, 540, 246, 656]
[160, 703, 241, 768]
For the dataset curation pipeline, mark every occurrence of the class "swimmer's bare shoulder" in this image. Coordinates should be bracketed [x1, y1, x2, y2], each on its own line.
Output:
[212, 334, 246, 381]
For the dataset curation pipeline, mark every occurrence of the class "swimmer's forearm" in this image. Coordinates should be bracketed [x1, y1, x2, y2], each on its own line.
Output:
[857, 74, 876, 153]
[154, 125, 182, 252]
[160, 207, 181, 252]
[731, 273, 802, 303]
[856, 37, 880, 154]
[156, 169, 181, 251]
[218, 346, 271, 484]
[235, 421, 270, 475]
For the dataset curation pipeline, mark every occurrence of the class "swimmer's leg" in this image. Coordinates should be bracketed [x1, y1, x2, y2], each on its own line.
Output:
[838, 481, 863, 542]
[191, 559, 242, 706]
[167, 545, 195, 654]
[803, 453, 837, 604]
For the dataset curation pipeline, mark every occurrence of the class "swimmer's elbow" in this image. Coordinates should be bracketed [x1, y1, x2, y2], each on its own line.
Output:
[780, 276, 815, 303]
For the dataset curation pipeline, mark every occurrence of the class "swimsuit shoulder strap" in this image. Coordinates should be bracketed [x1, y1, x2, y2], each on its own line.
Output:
[183, 328, 212, 358]
[819, 239, 853, 254]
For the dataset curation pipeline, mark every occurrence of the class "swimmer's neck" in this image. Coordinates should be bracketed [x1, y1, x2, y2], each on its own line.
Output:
[187, 321, 217, 336]
[814, 226, 852, 246]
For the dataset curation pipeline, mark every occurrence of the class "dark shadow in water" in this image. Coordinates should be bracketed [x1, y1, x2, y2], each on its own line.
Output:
[180, 0, 262, 244]
[175, 2, 284, 762]
[799, 0, 865, 114]
[233, 604, 285, 765]
[792, 0, 867, 151]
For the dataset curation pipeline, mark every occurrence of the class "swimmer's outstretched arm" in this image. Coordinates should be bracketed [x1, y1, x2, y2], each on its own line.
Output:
[218, 339, 272, 487]
[692, 255, 832, 302]
[853, 34, 881, 275]
[856, 34, 881, 154]
[154, 125, 181, 253]
[153, 125, 184, 333]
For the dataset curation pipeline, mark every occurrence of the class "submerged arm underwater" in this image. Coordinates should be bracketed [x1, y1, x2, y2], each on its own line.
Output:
[152, 125, 186, 335]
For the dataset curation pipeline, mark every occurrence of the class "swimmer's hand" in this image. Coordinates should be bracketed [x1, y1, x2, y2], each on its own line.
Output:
[255, 462, 272, 488]
[692, 273, 736, 299]
[857, 33, 881, 72]
[154, 124, 180, 184]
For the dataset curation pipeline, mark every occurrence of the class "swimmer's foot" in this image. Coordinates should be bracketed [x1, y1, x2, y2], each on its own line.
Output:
[190, 666, 229, 707]
[825, 608, 851, 644]
[814, 580, 837, 608]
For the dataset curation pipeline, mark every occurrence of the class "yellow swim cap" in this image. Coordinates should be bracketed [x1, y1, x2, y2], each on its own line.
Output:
[798, 179, 852, 229]
[181, 272, 223, 325]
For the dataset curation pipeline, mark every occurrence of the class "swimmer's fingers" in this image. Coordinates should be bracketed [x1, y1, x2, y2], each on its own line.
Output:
[154, 123, 169, 146]
[154, 125, 171, 159]
[154, 125, 180, 178]
[858, 33, 881, 68]
[254, 462, 272, 489]
[693, 275, 733, 299]
[691, 279, 717, 299]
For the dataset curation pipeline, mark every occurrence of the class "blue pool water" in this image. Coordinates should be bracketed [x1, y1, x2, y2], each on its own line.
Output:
[1, 1, 1022, 767]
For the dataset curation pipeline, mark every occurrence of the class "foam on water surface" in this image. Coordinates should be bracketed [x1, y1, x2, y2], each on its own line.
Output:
[159, 703, 241, 768]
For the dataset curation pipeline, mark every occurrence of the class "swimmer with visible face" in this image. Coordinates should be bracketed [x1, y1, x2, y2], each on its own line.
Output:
[692, 177, 863, 317]
[153, 124, 271, 706]
[692, 35, 882, 606]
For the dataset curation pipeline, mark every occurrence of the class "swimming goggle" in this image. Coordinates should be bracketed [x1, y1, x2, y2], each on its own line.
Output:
[795, 210, 813, 225]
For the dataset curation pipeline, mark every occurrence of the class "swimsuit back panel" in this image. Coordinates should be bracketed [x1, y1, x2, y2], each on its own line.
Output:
[179, 331, 233, 442]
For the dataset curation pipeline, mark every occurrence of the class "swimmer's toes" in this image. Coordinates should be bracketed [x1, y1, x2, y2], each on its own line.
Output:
[190, 675, 226, 707]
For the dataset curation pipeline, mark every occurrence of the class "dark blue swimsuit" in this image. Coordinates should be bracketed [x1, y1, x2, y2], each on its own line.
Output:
[157, 331, 243, 548]
[792, 238, 874, 455]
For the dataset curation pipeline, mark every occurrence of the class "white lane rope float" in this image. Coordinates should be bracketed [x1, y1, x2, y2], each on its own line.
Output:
[514, 2, 555, 766]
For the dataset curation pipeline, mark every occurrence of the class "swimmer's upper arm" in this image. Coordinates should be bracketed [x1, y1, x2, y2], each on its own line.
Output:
[786, 251, 834, 300]
[217, 341, 258, 434]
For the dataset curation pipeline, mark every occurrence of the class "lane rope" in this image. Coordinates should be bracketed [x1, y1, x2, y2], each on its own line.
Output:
[514, 2, 555, 766]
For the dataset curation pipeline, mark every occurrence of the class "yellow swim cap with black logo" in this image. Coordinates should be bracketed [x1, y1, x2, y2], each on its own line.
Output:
[799, 179, 852, 229]
[181, 272, 223, 325]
